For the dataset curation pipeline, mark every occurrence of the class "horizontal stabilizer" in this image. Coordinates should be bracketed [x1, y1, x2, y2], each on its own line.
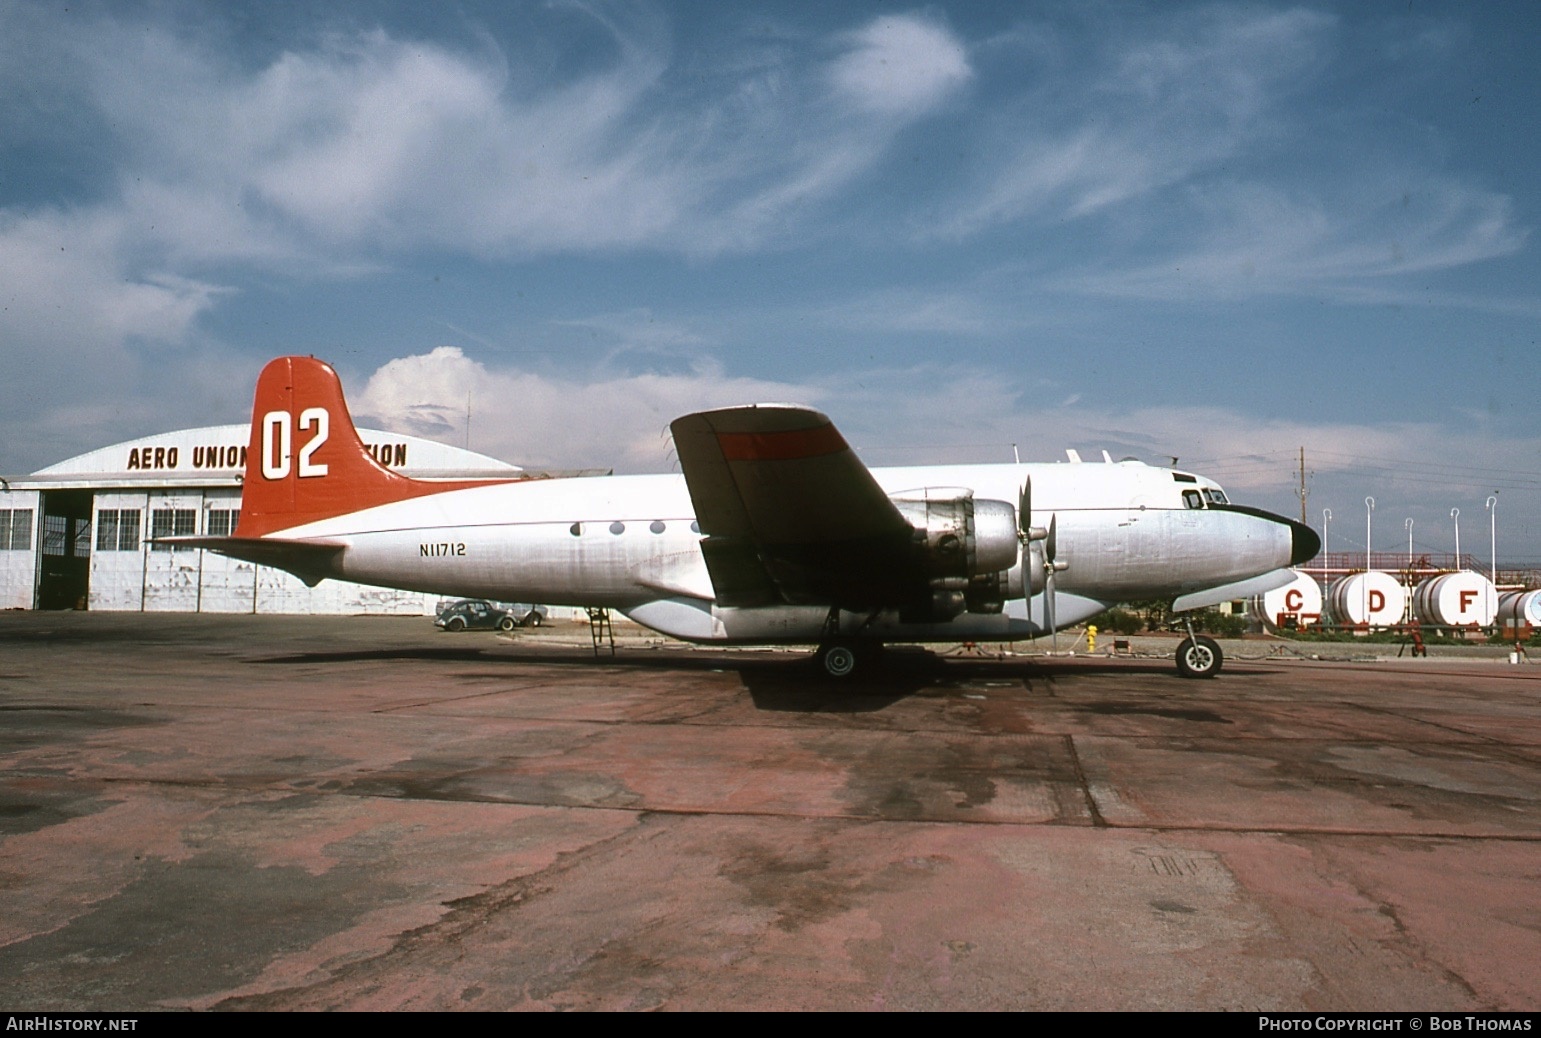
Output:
[160, 536, 345, 587]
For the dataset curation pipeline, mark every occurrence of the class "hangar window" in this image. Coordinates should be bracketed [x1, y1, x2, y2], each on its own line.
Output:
[206, 508, 240, 537]
[96, 509, 142, 552]
[150, 508, 197, 550]
[0, 509, 34, 551]
[42, 515, 68, 556]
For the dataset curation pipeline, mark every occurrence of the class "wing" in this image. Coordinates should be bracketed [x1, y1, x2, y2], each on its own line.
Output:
[670, 405, 915, 608]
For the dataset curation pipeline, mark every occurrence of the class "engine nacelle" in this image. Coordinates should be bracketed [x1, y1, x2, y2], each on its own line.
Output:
[891, 491, 1019, 621]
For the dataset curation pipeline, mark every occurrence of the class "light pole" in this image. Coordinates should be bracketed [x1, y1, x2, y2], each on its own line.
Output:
[1322, 508, 1332, 560]
[1487, 494, 1498, 586]
[1405, 517, 1414, 568]
[1365, 497, 1375, 624]
[1451, 508, 1461, 569]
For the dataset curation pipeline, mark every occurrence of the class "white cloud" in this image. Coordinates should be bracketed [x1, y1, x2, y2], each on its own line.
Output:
[817, 287, 1025, 336]
[917, 7, 1529, 306]
[346, 350, 1541, 544]
[8, 7, 965, 268]
[0, 7, 974, 470]
[0, 205, 236, 468]
[351, 346, 824, 472]
[829, 15, 970, 116]
[549, 308, 713, 364]
[0, 208, 222, 350]
[1059, 181, 1527, 301]
[934, 8, 1335, 236]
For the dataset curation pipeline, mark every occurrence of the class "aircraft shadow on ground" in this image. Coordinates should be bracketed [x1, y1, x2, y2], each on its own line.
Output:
[252, 646, 499, 665]
[247, 642, 1188, 711]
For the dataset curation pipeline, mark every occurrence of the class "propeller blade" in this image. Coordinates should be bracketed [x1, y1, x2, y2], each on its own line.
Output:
[1041, 513, 1065, 649]
[1017, 481, 1032, 585]
[1043, 513, 1056, 645]
[1046, 565, 1057, 649]
[1021, 482, 1064, 647]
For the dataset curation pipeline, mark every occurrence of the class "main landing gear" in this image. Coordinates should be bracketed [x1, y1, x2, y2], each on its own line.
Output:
[813, 640, 884, 679]
[814, 607, 885, 678]
[810, 610, 1225, 680]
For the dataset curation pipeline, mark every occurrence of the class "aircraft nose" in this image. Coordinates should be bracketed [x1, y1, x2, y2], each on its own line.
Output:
[1288, 519, 1321, 565]
[1208, 502, 1321, 566]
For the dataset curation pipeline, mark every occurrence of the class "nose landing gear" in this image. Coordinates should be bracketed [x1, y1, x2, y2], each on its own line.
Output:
[1175, 616, 1223, 679]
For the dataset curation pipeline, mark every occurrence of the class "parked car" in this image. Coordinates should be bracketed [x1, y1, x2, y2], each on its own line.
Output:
[434, 599, 515, 632]
[506, 603, 548, 627]
[434, 600, 548, 632]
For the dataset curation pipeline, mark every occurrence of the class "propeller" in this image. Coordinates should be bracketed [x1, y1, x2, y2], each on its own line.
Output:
[1018, 480, 1056, 645]
[1042, 514, 1062, 650]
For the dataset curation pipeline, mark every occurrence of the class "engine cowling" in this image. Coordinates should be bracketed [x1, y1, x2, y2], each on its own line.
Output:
[891, 491, 1019, 622]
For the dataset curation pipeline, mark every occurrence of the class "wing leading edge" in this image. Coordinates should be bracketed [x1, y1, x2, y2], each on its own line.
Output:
[670, 405, 915, 609]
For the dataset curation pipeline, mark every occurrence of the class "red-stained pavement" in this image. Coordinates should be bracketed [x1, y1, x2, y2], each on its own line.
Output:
[0, 614, 1537, 1011]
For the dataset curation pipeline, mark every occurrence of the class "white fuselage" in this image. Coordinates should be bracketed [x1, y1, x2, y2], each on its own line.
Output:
[272, 460, 1293, 644]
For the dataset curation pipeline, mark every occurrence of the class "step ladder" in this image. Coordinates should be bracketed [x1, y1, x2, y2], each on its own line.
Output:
[586, 606, 615, 657]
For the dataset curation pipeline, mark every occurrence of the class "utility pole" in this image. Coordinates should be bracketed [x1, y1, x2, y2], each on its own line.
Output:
[1297, 447, 1307, 523]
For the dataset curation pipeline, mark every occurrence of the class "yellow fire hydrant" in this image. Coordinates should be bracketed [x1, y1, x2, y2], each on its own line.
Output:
[1086, 625, 1097, 653]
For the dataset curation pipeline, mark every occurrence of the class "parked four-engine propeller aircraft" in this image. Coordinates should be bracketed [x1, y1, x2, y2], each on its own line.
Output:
[177, 356, 1319, 678]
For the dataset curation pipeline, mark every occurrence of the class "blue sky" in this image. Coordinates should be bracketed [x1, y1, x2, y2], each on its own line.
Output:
[2, 1, 1538, 564]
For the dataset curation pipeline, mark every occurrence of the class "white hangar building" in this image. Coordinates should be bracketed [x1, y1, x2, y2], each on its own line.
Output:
[0, 425, 521, 614]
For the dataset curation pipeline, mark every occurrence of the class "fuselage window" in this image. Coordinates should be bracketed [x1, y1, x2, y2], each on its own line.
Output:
[690, 520, 700, 534]
[1183, 490, 1203, 510]
[569, 522, 582, 537]
[649, 521, 666, 534]
[608, 521, 625, 535]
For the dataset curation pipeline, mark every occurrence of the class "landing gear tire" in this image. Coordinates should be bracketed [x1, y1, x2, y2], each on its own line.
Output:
[817, 643, 860, 678]
[818, 640, 885, 679]
[1175, 635, 1222, 679]
[498, 616, 516, 632]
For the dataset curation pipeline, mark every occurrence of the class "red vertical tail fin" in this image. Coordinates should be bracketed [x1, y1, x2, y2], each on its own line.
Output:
[235, 356, 493, 538]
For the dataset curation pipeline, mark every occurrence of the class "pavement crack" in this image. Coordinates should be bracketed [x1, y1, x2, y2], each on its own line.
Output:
[1063, 734, 1108, 827]
[208, 816, 652, 1011]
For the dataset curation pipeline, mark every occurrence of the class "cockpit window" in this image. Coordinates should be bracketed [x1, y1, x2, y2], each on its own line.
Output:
[1203, 488, 1229, 505]
[1183, 490, 1203, 509]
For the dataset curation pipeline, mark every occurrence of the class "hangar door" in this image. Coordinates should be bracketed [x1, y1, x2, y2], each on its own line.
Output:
[38, 490, 93, 609]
